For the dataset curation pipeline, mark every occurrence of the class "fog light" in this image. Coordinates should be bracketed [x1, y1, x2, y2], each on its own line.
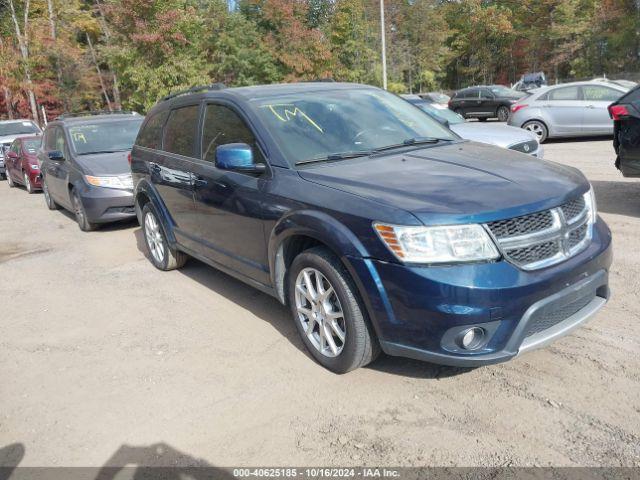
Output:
[459, 327, 485, 350]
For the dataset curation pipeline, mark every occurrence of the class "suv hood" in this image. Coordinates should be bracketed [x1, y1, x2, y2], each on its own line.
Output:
[76, 151, 130, 176]
[298, 141, 588, 225]
[450, 123, 537, 149]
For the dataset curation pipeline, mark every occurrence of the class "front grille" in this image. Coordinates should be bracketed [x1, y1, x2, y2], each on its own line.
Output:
[509, 140, 538, 154]
[524, 292, 595, 338]
[487, 211, 553, 239]
[486, 196, 592, 270]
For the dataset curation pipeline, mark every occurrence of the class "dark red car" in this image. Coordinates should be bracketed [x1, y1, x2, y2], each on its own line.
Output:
[5, 136, 42, 193]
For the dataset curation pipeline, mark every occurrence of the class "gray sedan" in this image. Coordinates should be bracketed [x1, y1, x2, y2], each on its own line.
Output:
[507, 81, 629, 142]
[405, 97, 543, 158]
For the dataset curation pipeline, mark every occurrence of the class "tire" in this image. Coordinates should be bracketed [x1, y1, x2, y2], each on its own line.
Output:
[141, 203, 187, 271]
[23, 171, 34, 194]
[42, 177, 58, 210]
[7, 171, 15, 188]
[497, 106, 510, 122]
[288, 247, 380, 373]
[522, 120, 549, 143]
[72, 188, 97, 232]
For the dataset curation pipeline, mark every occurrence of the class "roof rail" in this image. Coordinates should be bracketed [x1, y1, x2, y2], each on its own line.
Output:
[302, 78, 335, 83]
[162, 83, 226, 102]
[56, 110, 139, 120]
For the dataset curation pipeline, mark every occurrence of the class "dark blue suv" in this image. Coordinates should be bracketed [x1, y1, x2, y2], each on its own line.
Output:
[131, 82, 612, 373]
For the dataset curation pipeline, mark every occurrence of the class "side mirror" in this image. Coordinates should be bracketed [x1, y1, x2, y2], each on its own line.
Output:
[215, 143, 265, 175]
[6, 151, 18, 160]
[48, 150, 65, 161]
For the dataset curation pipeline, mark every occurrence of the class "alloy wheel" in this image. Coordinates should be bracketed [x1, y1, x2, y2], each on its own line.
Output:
[294, 267, 346, 357]
[144, 211, 165, 264]
[524, 122, 546, 141]
[23, 172, 32, 193]
[73, 193, 86, 226]
[497, 107, 510, 122]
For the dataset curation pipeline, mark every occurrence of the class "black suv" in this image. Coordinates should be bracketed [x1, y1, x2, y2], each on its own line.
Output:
[610, 85, 640, 177]
[130, 82, 611, 374]
[38, 112, 143, 231]
[448, 85, 524, 122]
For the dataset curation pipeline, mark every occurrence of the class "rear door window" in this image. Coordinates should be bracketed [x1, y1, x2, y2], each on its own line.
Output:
[137, 110, 168, 149]
[548, 86, 581, 101]
[162, 105, 200, 157]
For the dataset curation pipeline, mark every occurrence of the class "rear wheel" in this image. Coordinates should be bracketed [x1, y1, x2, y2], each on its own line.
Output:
[288, 247, 379, 373]
[523, 120, 549, 143]
[42, 178, 58, 210]
[23, 172, 34, 194]
[72, 189, 96, 232]
[497, 106, 510, 122]
[141, 203, 187, 271]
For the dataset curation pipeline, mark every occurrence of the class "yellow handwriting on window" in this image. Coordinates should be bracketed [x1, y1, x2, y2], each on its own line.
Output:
[266, 105, 323, 133]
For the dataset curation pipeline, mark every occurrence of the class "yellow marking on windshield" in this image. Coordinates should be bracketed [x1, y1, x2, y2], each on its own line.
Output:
[71, 132, 87, 143]
[266, 105, 323, 133]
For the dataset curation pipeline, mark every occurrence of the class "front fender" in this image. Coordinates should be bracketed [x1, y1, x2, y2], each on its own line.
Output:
[134, 179, 177, 247]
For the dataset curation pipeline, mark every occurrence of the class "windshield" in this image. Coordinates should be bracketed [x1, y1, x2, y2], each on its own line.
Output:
[426, 92, 450, 104]
[69, 118, 144, 155]
[251, 88, 456, 165]
[489, 86, 524, 98]
[414, 102, 465, 125]
[0, 121, 40, 136]
[23, 138, 41, 154]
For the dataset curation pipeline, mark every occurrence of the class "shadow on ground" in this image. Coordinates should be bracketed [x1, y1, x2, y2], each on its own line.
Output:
[592, 180, 640, 218]
[133, 228, 471, 379]
[0, 442, 234, 480]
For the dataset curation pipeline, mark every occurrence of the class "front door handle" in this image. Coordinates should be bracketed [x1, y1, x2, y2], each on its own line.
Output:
[192, 175, 208, 187]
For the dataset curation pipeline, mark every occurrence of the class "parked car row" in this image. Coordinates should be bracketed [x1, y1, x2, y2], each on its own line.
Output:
[2, 82, 614, 375]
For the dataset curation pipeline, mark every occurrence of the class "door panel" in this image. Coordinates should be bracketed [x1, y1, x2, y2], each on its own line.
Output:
[44, 127, 71, 206]
[153, 105, 200, 244]
[543, 86, 584, 135]
[581, 86, 621, 134]
[193, 103, 269, 284]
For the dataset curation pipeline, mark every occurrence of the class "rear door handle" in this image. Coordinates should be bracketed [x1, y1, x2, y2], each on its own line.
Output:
[586, 105, 596, 109]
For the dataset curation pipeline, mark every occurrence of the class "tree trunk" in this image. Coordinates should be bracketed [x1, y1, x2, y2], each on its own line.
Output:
[47, 0, 67, 111]
[94, 0, 122, 109]
[86, 33, 112, 111]
[8, 0, 39, 123]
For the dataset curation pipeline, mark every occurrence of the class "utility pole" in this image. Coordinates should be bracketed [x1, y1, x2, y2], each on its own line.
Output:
[380, 0, 387, 90]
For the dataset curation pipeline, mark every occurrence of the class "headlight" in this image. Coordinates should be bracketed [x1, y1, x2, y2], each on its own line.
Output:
[374, 223, 500, 264]
[85, 174, 133, 190]
[584, 185, 597, 224]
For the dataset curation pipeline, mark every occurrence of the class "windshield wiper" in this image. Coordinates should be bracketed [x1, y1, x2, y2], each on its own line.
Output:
[374, 137, 454, 153]
[295, 150, 372, 166]
[78, 150, 128, 155]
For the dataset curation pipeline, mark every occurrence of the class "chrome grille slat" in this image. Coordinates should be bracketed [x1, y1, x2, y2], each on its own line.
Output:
[486, 197, 591, 270]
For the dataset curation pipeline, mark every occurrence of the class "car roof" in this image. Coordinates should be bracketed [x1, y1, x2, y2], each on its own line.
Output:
[536, 80, 628, 91]
[0, 119, 38, 124]
[51, 113, 143, 127]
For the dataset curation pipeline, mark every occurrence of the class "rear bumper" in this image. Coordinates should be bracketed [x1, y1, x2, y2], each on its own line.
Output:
[78, 185, 135, 224]
[344, 218, 612, 367]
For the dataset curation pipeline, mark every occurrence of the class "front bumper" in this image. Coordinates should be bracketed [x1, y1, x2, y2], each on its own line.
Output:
[345, 218, 612, 367]
[78, 184, 135, 224]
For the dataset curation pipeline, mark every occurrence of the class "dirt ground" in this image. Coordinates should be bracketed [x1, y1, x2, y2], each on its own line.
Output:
[0, 138, 639, 469]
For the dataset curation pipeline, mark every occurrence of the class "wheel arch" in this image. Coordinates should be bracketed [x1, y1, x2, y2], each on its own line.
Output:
[134, 179, 178, 246]
[268, 211, 369, 306]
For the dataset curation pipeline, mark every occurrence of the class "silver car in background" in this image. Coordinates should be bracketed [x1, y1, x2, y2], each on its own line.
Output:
[404, 96, 543, 158]
[508, 80, 629, 142]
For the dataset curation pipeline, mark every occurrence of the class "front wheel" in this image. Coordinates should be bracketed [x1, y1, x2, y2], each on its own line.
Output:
[523, 120, 549, 143]
[497, 106, 510, 122]
[72, 189, 96, 232]
[7, 171, 15, 188]
[42, 178, 58, 210]
[23, 172, 34, 194]
[141, 203, 187, 271]
[288, 247, 379, 373]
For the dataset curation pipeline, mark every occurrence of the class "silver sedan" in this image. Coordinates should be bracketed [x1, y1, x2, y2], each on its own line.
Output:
[405, 98, 543, 158]
[507, 81, 629, 143]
